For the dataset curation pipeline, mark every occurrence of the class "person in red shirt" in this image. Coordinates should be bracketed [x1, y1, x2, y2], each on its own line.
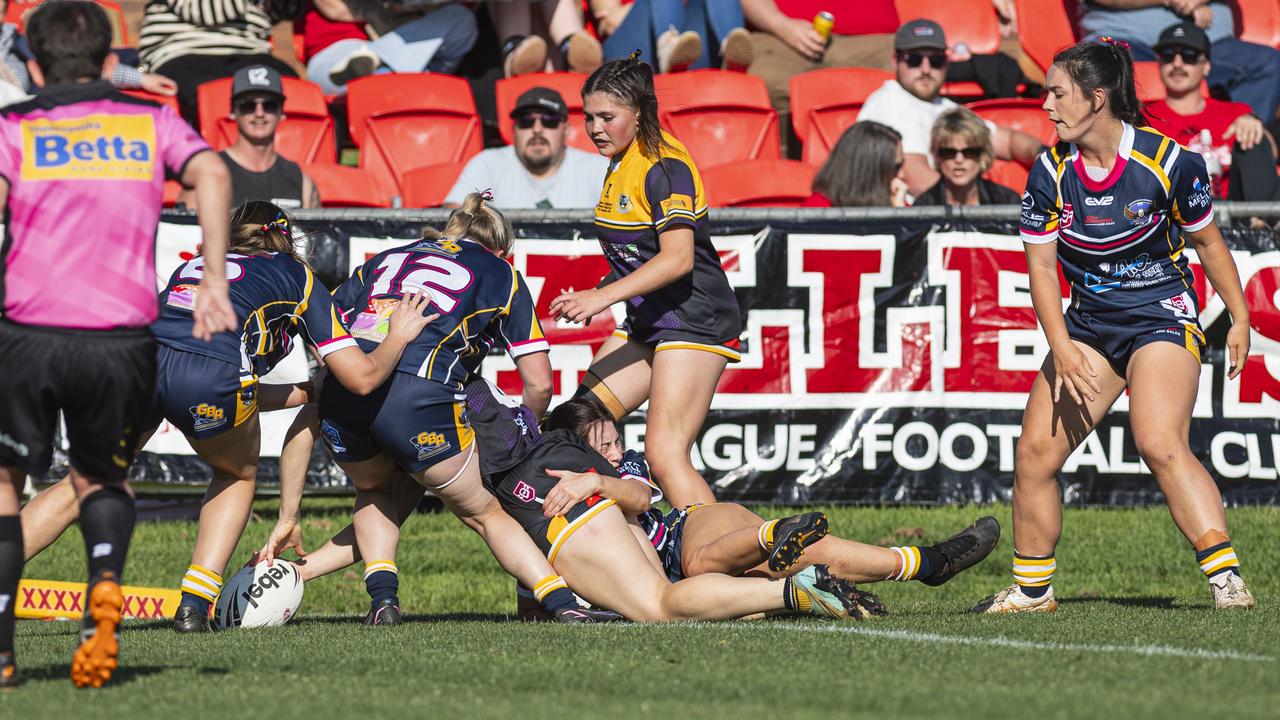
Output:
[1143, 23, 1278, 201]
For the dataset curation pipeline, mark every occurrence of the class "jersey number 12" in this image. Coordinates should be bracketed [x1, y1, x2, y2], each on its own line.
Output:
[367, 252, 473, 314]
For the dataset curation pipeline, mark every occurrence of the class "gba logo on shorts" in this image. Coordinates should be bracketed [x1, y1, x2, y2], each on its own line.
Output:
[21, 114, 156, 182]
[410, 431, 451, 461]
[189, 403, 227, 432]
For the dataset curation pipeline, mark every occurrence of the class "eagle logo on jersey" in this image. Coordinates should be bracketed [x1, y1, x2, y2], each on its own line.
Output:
[618, 194, 632, 213]
[410, 431, 451, 461]
[1124, 198, 1155, 226]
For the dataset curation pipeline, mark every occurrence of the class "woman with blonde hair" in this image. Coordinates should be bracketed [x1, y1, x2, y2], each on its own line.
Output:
[914, 108, 1021, 207]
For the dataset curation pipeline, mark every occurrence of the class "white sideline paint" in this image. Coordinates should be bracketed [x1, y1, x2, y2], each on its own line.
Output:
[772, 624, 1274, 663]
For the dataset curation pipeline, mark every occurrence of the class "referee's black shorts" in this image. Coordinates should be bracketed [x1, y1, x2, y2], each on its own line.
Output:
[0, 320, 156, 482]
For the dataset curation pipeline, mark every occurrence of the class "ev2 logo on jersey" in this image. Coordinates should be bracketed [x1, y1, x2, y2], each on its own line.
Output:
[1084, 196, 1114, 206]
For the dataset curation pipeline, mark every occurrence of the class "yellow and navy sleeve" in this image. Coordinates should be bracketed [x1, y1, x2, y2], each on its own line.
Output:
[1019, 149, 1063, 244]
[644, 157, 701, 233]
[1168, 148, 1215, 232]
[330, 263, 368, 323]
[497, 269, 550, 358]
[297, 266, 358, 357]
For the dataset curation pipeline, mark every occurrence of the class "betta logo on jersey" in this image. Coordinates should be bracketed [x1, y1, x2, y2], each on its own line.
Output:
[190, 403, 227, 432]
[20, 114, 156, 181]
[410, 431, 451, 461]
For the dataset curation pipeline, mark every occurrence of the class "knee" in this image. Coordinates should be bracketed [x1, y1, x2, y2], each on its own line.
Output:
[1014, 433, 1061, 476]
[1133, 434, 1185, 472]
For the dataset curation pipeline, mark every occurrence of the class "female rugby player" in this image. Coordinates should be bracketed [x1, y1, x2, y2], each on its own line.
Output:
[973, 39, 1254, 613]
[19, 201, 438, 632]
[549, 55, 740, 509]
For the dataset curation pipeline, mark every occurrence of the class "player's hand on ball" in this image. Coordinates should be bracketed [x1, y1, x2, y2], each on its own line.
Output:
[387, 291, 439, 342]
[549, 289, 609, 324]
[1226, 320, 1250, 380]
[543, 469, 602, 518]
[257, 517, 306, 566]
[1051, 342, 1101, 404]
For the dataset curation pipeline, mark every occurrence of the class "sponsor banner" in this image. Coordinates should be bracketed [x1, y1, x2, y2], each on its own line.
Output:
[93, 213, 1280, 505]
[16, 579, 181, 621]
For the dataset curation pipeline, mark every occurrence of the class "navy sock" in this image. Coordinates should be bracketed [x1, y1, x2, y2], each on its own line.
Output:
[179, 592, 213, 616]
[365, 570, 399, 608]
[79, 485, 135, 585]
[0, 516, 22, 654]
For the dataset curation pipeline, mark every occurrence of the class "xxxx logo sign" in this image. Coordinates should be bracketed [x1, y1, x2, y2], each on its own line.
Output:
[16, 579, 181, 621]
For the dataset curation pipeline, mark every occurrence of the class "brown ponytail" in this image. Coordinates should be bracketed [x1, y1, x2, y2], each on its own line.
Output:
[227, 200, 306, 263]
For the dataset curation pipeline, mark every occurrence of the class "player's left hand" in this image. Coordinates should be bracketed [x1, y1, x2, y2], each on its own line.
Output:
[542, 469, 602, 518]
[1223, 114, 1265, 151]
[140, 73, 178, 96]
[549, 289, 610, 324]
[1226, 320, 1250, 380]
[192, 280, 237, 341]
[254, 517, 306, 567]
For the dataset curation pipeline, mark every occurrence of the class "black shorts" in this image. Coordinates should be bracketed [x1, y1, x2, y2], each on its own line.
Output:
[486, 430, 618, 562]
[0, 320, 156, 481]
[613, 321, 742, 363]
[1066, 290, 1206, 376]
[144, 346, 259, 440]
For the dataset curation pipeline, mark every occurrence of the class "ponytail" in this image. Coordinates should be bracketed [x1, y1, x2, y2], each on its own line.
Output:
[227, 200, 305, 263]
[422, 190, 514, 256]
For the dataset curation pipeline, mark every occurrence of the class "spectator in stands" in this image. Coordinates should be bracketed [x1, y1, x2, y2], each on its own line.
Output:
[490, 0, 603, 76]
[914, 108, 1020, 206]
[1, 0, 176, 102]
[1079, 0, 1280, 125]
[138, 0, 299, 125]
[1143, 22, 1278, 202]
[444, 87, 607, 208]
[301, 0, 478, 95]
[181, 66, 319, 210]
[803, 121, 908, 207]
[589, 0, 754, 73]
[857, 19, 1042, 197]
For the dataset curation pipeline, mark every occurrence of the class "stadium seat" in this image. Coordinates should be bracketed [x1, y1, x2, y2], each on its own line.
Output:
[302, 163, 392, 208]
[495, 72, 594, 153]
[1236, 0, 1280, 49]
[653, 70, 779, 169]
[196, 77, 337, 165]
[400, 162, 469, 208]
[1013, 0, 1076, 75]
[120, 90, 181, 114]
[894, 0, 1001, 55]
[791, 68, 893, 166]
[703, 159, 816, 207]
[346, 73, 483, 196]
[966, 98, 1056, 145]
[163, 180, 183, 208]
[1132, 61, 1168, 103]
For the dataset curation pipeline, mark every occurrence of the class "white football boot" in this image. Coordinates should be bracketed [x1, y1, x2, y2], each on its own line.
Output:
[972, 584, 1058, 614]
[1209, 573, 1255, 610]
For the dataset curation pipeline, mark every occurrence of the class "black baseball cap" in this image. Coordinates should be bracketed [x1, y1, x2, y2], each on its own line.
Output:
[509, 87, 568, 119]
[231, 65, 285, 101]
[894, 19, 947, 51]
[1154, 22, 1210, 55]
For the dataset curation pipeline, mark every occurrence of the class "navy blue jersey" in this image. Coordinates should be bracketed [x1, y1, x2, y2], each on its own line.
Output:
[333, 237, 549, 386]
[1020, 122, 1214, 313]
[154, 252, 357, 376]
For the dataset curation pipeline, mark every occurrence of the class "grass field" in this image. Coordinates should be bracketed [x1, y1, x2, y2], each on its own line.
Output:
[4, 500, 1278, 719]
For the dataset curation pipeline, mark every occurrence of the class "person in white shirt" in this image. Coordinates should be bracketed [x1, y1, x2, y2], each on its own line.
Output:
[858, 19, 1042, 197]
[445, 86, 607, 208]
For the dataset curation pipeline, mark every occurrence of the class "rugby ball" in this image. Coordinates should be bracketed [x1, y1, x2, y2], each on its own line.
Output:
[212, 560, 304, 629]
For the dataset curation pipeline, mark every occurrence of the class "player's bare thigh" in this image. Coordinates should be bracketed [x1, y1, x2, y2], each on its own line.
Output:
[581, 334, 653, 417]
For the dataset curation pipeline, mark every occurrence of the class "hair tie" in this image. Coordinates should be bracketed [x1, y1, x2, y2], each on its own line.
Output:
[1098, 36, 1131, 51]
[262, 210, 290, 235]
[627, 49, 642, 62]
[480, 188, 494, 202]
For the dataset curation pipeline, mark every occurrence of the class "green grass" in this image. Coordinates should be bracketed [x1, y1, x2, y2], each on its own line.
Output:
[6, 502, 1279, 718]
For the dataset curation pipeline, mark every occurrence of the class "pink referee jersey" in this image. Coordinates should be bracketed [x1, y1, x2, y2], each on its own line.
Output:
[0, 81, 210, 330]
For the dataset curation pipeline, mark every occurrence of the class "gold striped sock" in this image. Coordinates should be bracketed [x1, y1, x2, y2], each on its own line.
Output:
[1012, 552, 1055, 589]
[532, 575, 568, 602]
[181, 564, 223, 603]
[758, 520, 779, 550]
[887, 547, 922, 581]
[363, 560, 398, 581]
[1197, 541, 1240, 578]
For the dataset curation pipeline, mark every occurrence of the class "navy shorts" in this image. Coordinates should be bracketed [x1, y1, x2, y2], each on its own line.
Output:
[146, 346, 258, 440]
[653, 505, 701, 582]
[1066, 290, 1206, 376]
[318, 372, 474, 474]
[0, 320, 155, 481]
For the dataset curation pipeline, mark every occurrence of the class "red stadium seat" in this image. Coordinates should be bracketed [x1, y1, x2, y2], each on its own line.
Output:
[1014, 0, 1077, 75]
[346, 73, 483, 196]
[196, 77, 337, 165]
[653, 70, 779, 169]
[966, 98, 1057, 144]
[303, 163, 392, 208]
[400, 162, 469, 208]
[1236, 0, 1280, 49]
[790, 68, 893, 166]
[703, 159, 816, 207]
[894, 0, 1000, 55]
[120, 90, 181, 114]
[985, 161, 1029, 196]
[163, 180, 183, 208]
[495, 72, 593, 153]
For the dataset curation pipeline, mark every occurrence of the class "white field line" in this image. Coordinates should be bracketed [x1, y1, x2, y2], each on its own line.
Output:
[763, 624, 1274, 663]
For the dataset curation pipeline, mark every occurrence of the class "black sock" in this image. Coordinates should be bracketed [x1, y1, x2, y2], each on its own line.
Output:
[915, 546, 946, 582]
[0, 516, 22, 654]
[79, 485, 135, 586]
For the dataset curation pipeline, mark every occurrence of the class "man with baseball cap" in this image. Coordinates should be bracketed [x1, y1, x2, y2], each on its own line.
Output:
[182, 65, 319, 210]
[858, 18, 1042, 197]
[1144, 22, 1278, 201]
[443, 86, 606, 208]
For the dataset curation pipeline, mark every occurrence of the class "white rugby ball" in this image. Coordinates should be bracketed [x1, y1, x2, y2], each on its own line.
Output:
[213, 560, 304, 629]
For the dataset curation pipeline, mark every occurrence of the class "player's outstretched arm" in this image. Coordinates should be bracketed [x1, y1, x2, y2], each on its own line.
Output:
[1186, 222, 1251, 379]
[183, 151, 236, 341]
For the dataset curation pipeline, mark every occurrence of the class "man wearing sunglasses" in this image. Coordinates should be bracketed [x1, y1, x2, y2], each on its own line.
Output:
[1143, 23, 1278, 202]
[443, 87, 606, 209]
[858, 19, 1043, 198]
[182, 66, 319, 210]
